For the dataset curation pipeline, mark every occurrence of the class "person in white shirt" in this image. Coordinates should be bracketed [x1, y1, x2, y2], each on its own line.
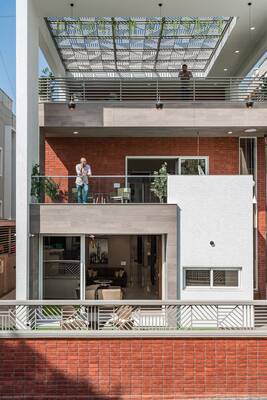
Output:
[75, 157, 92, 203]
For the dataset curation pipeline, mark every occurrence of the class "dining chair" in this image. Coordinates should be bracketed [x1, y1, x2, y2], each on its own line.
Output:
[98, 288, 122, 300]
[85, 284, 99, 300]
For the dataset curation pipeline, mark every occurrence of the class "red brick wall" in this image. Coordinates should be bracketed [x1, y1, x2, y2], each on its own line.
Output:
[44, 136, 240, 176]
[1, 338, 267, 399]
[44, 136, 266, 299]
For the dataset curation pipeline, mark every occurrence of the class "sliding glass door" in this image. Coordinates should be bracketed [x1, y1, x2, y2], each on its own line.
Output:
[42, 235, 81, 299]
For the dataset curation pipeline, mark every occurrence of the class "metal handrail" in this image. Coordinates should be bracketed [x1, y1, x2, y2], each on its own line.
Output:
[39, 76, 267, 103]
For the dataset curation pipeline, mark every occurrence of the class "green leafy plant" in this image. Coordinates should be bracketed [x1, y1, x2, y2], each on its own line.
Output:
[87, 20, 96, 35]
[98, 18, 106, 34]
[150, 162, 168, 203]
[31, 164, 61, 203]
[128, 19, 137, 36]
[171, 20, 179, 36]
[56, 20, 66, 34]
[39, 67, 55, 101]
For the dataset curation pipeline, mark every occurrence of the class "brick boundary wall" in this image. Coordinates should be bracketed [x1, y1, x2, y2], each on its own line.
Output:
[0, 338, 267, 399]
[44, 136, 266, 299]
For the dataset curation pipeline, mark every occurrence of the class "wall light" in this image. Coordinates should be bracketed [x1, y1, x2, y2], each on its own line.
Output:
[246, 101, 254, 108]
[244, 128, 257, 133]
[68, 95, 76, 110]
[156, 101, 163, 110]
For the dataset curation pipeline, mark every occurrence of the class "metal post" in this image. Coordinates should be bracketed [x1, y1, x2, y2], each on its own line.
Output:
[120, 80, 122, 102]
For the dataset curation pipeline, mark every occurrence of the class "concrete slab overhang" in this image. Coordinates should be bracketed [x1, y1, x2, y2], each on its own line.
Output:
[39, 102, 267, 134]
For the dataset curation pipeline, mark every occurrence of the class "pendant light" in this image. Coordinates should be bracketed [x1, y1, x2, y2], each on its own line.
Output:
[246, 3, 254, 108]
[68, 3, 77, 110]
[155, 3, 164, 109]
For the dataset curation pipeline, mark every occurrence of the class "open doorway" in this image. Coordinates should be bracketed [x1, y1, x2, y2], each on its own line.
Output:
[126, 156, 177, 203]
[85, 234, 163, 300]
[41, 234, 164, 300]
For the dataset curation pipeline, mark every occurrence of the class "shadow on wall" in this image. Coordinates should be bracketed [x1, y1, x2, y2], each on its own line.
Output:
[0, 339, 122, 399]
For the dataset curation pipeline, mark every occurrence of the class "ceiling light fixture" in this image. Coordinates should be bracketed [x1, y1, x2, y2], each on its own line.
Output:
[250, 26, 256, 30]
[224, 68, 228, 71]
[244, 128, 257, 133]
[234, 50, 240, 54]
[156, 101, 163, 110]
[73, 131, 79, 135]
[246, 96, 254, 108]
[227, 131, 233, 134]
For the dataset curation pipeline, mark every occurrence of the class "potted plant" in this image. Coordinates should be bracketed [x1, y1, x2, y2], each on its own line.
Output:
[31, 164, 61, 203]
[150, 162, 168, 203]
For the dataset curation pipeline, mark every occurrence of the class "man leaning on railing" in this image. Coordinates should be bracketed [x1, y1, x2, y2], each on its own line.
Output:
[75, 157, 92, 204]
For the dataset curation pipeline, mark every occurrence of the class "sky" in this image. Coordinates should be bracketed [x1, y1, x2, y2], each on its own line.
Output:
[0, 0, 48, 111]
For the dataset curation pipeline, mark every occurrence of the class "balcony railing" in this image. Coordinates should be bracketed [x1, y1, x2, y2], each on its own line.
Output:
[31, 175, 167, 204]
[39, 76, 267, 103]
[1, 300, 267, 336]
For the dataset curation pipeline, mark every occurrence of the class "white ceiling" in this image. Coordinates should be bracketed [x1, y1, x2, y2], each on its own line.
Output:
[34, 0, 267, 76]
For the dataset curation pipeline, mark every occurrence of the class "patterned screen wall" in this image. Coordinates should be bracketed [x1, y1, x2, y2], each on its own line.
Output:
[46, 16, 235, 77]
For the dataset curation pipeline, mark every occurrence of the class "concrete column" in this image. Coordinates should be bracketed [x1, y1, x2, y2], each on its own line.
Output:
[16, 0, 39, 299]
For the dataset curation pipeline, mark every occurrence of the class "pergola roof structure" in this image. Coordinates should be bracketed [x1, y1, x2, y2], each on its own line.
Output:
[46, 16, 235, 77]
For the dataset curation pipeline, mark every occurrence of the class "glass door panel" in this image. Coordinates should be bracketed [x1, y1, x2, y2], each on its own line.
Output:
[43, 236, 81, 299]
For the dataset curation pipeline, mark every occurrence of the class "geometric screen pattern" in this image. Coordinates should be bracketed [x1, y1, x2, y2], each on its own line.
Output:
[46, 16, 234, 77]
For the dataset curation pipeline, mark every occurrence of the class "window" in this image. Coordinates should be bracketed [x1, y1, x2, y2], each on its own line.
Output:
[239, 138, 256, 177]
[185, 269, 210, 286]
[179, 157, 208, 175]
[184, 268, 240, 288]
[213, 270, 238, 287]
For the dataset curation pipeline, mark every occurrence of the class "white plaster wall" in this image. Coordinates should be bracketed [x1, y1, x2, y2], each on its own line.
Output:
[16, 0, 39, 299]
[168, 175, 254, 301]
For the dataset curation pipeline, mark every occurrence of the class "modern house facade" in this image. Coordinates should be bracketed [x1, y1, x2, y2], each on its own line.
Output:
[16, 0, 267, 304]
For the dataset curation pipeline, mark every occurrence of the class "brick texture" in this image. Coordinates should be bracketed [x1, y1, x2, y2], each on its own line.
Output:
[44, 136, 266, 299]
[44, 137, 240, 176]
[0, 338, 267, 399]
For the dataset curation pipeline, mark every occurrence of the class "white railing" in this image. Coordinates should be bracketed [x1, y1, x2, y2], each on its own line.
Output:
[39, 76, 267, 103]
[1, 301, 267, 336]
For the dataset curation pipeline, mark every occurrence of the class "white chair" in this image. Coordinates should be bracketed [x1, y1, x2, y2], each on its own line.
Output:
[99, 288, 122, 300]
[110, 188, 131, 203]
[85, 284, 99, 300]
